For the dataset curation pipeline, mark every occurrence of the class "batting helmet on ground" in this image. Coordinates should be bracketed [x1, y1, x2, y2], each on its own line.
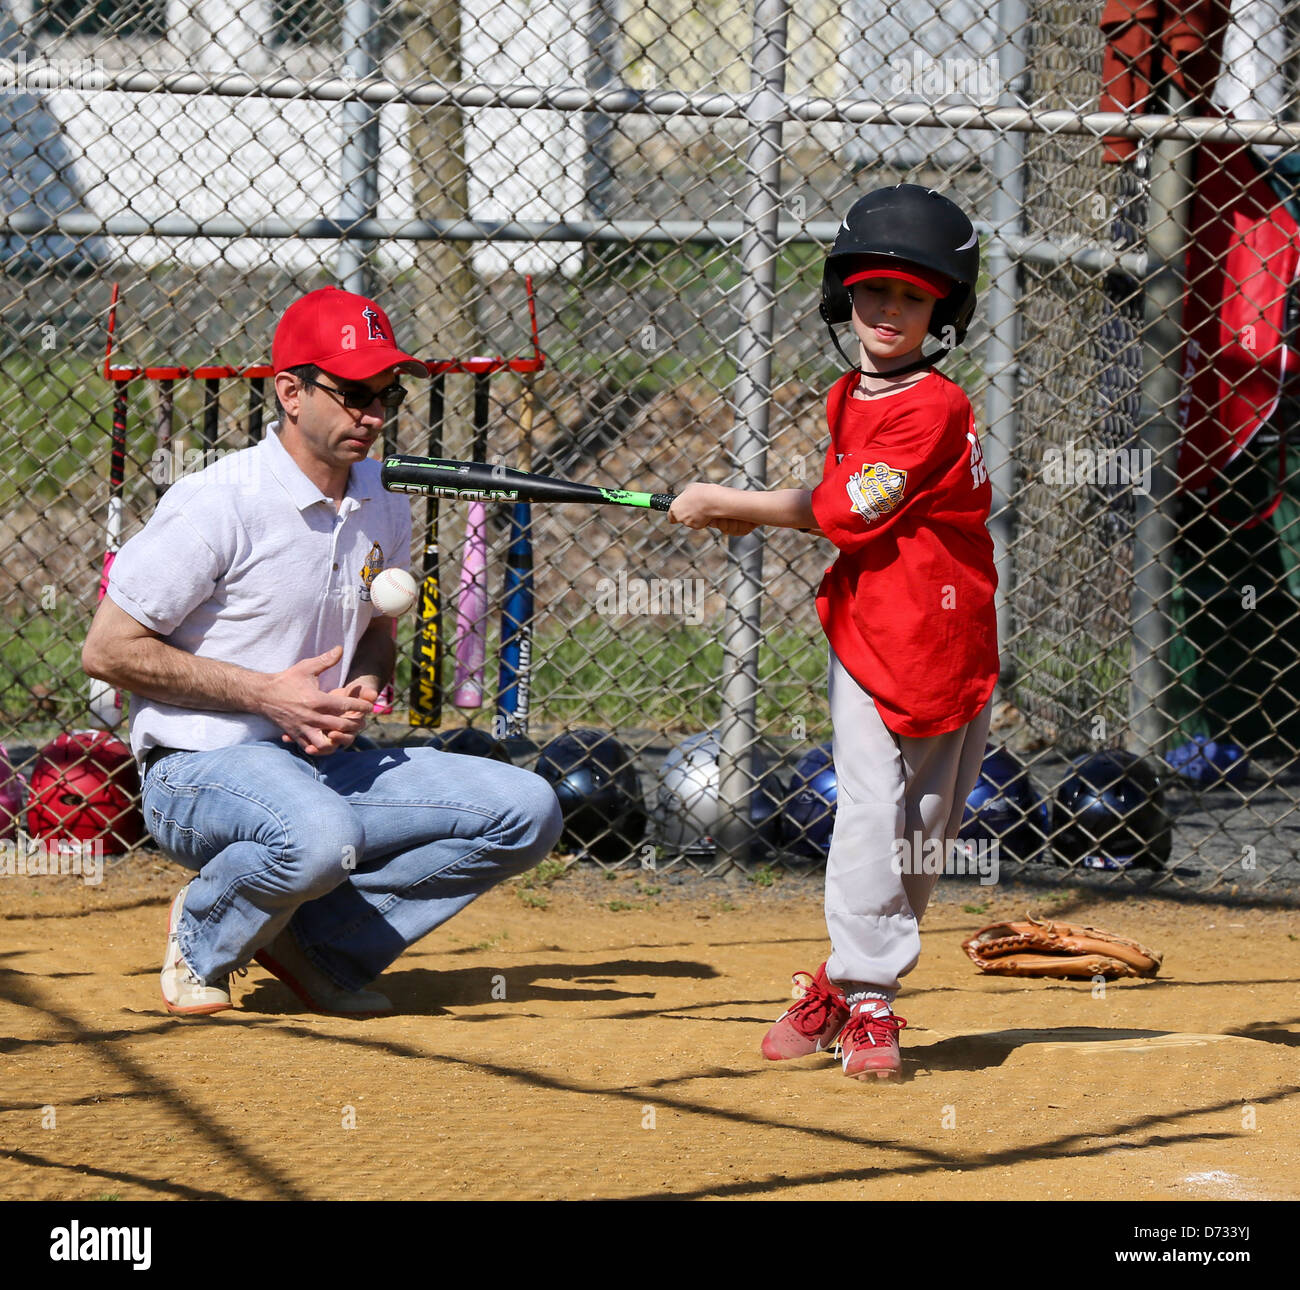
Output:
[1165, 735, 1249, 789]
[783, 742, 837, 863]
[958, 746, 1050, 865]
[653, 730, 786, 860]
[1052, 750, 1173, 871]
[0, 744, 25, 842]
[536, 728, 647, 863]
[25, 731, 143, 853]
[420, 727, 512, 762]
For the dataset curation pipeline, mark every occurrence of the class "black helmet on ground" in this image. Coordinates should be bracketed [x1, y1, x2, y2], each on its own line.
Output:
[1052, 750, 1173, 871]
[418, 727, 512, 762]
[535, 728, 647, 864]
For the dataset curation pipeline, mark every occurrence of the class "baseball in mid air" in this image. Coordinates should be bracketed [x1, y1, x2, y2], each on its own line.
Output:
[370, 567, 418, 616]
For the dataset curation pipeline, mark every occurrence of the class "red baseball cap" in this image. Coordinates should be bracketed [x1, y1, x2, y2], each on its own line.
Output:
[272, 286, 426, 379]
[843, 255, 951, 300]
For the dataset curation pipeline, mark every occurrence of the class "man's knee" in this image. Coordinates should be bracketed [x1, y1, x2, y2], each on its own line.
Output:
[499, 771, 564, 873]
[278, 801, 367, 899]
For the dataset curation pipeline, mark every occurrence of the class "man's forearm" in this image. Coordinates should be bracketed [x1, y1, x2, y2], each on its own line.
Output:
[83, 637, 269, 716]
[346, 622, 396, 691]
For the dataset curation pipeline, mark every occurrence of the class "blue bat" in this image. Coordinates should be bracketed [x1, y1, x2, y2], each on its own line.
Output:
[497, 500, 533, 736]
[497, 377, 536, 737]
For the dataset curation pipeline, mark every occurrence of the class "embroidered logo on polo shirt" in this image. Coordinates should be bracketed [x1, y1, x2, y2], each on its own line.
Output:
[846, 461, 907, 524]
[359, 540, 384, 602]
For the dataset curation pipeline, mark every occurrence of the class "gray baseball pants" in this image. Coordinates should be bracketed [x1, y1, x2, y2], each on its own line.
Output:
[824, 648, 992, 996]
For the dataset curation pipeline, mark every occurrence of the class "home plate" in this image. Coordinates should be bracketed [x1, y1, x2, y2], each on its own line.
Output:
[1033, 1032, 1255, 1055]
[917, 1028, 1264, 1065]
[1182, 1171, 1257, 1199]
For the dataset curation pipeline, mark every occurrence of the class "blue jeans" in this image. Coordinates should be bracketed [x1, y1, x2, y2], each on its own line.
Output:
[141, 741, 563, 991]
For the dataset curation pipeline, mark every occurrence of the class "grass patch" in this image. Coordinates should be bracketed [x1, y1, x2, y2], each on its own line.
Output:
[1036, 889, 1074, 908]
[520, 856, 569, 888]
[405, 617, 829, 733]
[515, 856, 569, 907]
[1010, 631, 1130, 747]
[2, 604, 830, 736]
[0, 606, 96, 725]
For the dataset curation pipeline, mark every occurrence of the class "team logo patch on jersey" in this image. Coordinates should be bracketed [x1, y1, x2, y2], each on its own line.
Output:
[846, 461, 907, 524]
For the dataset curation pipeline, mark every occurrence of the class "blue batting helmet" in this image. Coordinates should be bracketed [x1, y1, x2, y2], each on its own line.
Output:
[783, 742, 837, 862]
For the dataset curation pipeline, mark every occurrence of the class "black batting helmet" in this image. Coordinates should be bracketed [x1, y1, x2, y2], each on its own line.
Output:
[418, 727, 512, 762]
[535, 728, 647, 863]
[1052, 751, 1173, 871]
[958, 746, 1050, 865]
[821, 184, 980, 346]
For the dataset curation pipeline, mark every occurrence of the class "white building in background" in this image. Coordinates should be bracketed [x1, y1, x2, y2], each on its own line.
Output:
[3, 0, 599, 277]
[461, 1, 589, 277]
[841, 0, 1000, 172]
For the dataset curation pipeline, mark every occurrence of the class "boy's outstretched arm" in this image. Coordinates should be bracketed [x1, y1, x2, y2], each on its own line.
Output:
[669, 483, 821, 534]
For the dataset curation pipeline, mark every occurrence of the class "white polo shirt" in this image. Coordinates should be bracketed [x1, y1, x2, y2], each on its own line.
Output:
[108, 425, 411, 761]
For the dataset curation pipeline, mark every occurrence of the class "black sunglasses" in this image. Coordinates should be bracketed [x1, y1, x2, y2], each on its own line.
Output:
[301, 374, 407, 411]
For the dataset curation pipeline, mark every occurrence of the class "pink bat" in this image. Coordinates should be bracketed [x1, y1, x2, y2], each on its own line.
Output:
[452, 500, 488, 708]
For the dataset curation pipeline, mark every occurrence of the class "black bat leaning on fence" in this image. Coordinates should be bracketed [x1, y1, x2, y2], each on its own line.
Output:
[409, 375, 446, 727]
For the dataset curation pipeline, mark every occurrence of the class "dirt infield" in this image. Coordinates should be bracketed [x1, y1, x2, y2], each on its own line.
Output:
[2, 857, 1297, 1202]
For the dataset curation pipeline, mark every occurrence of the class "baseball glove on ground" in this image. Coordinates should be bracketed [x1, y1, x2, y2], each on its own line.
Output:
[961, 915, 1162, 979]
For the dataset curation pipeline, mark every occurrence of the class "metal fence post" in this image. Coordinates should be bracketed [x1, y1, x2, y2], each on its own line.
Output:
[584, 0, 619, 219]
[983, 0, 1029, 688]
[1131, 92, 1195, 755]
[337, 0, 381, 295]
[716, 0, 789, 868]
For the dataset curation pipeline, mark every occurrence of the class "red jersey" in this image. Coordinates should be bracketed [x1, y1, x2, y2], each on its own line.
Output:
[810, 369, 998, 738]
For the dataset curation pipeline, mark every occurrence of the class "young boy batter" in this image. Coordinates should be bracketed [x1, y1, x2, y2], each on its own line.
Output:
[668, 185, 998, 1080]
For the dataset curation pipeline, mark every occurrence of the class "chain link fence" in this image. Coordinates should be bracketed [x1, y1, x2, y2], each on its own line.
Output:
[2, 0, 1298, 898]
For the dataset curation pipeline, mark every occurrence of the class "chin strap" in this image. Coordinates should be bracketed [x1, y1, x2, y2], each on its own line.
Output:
[827, 324, 948, 379]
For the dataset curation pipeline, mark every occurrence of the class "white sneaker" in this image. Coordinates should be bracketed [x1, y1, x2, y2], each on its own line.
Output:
[254, 928, 392, 1018]
[160, 883, 232, 1016]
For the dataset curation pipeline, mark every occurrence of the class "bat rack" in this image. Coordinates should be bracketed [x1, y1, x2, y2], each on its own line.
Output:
[102, 277, 545, 407]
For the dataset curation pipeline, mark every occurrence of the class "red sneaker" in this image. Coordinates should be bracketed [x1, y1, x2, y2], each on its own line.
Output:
[839, 1000, 907, 1080]
[760, 963, 850, 1060]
